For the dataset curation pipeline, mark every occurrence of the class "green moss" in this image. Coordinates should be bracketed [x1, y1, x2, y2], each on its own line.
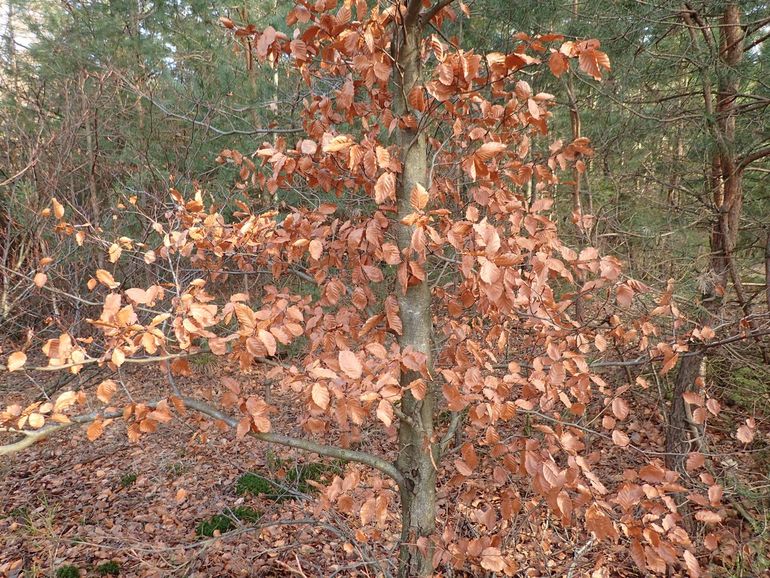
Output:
[96, 561, 121, 576]
[119, 473, 137, 488]
[195, 513, 234, 536]
[189, 352, 217, 367]
[719, 365, 770, 412]
[231, 505, 261, 523]
[195, 507, 261, 537]
[286, 461, 344, 493]
[235, 473, 279, 498]
[56, 566, 80, 578]
[236, 460, 344, 501]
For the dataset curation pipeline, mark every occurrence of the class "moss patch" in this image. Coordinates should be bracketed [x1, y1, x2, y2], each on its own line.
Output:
[96, 561, 121, 576]
[56, 566, 80, 578]
[195, 506, 261, 537]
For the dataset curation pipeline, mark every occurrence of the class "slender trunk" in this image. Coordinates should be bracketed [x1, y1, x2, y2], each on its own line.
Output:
[765, 229, 770, 312]
[565, 75, 585, 321]
[668, 2, 744, 472]
[393, 8, 436, 577]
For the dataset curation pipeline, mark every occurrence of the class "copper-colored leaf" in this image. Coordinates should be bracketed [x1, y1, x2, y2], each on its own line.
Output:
[125, 288, 148, 304]
[475, 142, 507, 161]
[28, 412, 45, 429]
[381, 243, 401, 265]
[686, 452, 705, 472]
[52, 197, 65, 219]
[374, 171, 396, 204]
[339, 350, 362, 379]
[87, 419, 105, 441]
[236, 416, 251, 439]
[694, 509, 723, 524]
[683, 550, 700, 578]
[548, 51, 568, 77]
[54, 390, 77, 412]
[308, 239, 323, 260]
[616, 283, 634, 308]
[579, 47, 611, 80]
[96, 379, 118, 404]
[111, 347, 126, 367]
[376, 399, 393, 427]
[323, 134, 354, 152]
[312, 382, 331, 410]
[258, 329, 277, 357]
[7, 351, 27, 372]
[479, 547, 505, 572]
[612, 429, 630, 448]
[736, 424, 755, 444]
[410, 183, 429, 211]
[611, 397, 629, 420]
[585, 504, 618, 540]
[96, 269, 120, 289]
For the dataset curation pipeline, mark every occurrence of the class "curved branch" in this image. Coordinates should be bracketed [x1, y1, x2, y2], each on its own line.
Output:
[0, 395, 405, 489]
[420, 0, 456, 26]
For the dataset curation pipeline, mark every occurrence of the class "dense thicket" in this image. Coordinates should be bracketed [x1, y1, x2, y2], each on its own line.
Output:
[1, 2, 768, 577]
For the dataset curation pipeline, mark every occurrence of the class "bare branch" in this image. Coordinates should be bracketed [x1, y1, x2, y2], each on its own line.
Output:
[0, 395, 406, 489]
[420, 0, 456, 26]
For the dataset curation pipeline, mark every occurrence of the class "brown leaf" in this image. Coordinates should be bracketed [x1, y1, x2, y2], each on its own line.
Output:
[339, 350, 362, 379]
[308, 239, 323, 260]
[548, 51, 568, 77]
[475, 142, 507, 161]
[479, 547, 505, 572]
[585, 504, 618, 540]
[611, 397, 629, 420]
[125, 288, 148, 304]
[52, 197, 65, 219]
[376, 399, 393, 427]
[374, 171, 396, 204]
[312, 382, 331, 410]
[111, 347, 126, 367]
[410, 183, 429, 211]
[96, 379, 118, 403]
[408, 378, 427, 400]
[7, 351, 26, 372]
[360, 497, 376, 525]
[258, 329, 277, 357]
[616, 283, 634, 308]
[381, 243, 401, 265]
[108, 243, 122, 263]
[323, 134, 354, 152]
[685, 452, 705, 472]
[28, 413, 45, 429]
[96, 269, 120, 289]
[737, 423, 755, 444]
[612, 429, 630, 448]
[694, 509, 723, 524]
[236, 416, 251, 439]
[578, 47, 611, 80]
[87, 419, 105, 441]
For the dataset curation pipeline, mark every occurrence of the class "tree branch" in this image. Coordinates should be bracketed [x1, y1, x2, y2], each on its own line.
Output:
[404, 0, 424, 27]
[738, 146, 770, 171]
[0, 395, 406, 489]
[420, 0, 456, 26]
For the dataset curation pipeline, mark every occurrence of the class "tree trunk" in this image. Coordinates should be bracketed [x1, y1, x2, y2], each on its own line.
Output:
[667, 2, 743, 473]
[393, 5, 437, 577]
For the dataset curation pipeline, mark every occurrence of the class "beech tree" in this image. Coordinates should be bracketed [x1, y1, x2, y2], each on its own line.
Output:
[1, 1, 748, 577]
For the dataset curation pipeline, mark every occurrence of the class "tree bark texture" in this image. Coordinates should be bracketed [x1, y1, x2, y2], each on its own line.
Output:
[393, 4, 437, 577]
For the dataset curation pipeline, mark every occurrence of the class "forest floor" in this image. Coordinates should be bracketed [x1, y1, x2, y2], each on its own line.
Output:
[1, 353, 768, 577]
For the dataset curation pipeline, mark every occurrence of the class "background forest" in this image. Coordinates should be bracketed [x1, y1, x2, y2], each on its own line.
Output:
[1, 1, 769, 577]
